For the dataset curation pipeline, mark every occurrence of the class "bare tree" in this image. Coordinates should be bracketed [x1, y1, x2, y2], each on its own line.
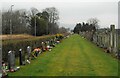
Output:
[87, 18, 100, 29]
[43, 7, 59, 24]
[30, 7, 39, 17]
[59, 27, 68, 34]
[2, 9, 30, 34]
[43, 7, 59, 34]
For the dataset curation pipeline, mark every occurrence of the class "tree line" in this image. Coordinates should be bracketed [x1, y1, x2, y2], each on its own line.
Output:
[2, 7, 68, 36]
[73, 18, 99, 34]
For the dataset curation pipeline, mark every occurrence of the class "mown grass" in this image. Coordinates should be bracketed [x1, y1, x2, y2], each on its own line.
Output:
[9, 34, 118, 76]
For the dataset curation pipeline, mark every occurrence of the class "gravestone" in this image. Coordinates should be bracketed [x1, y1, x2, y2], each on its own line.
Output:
[113, 32, 117, 53]
[105, 31, 110, 49]
[98, 35, 102, 47]
[113, 27, 118, 54]
[41, 42, 45, 52]
[27, 46, 31, 60]
[110, 25, 115, 53]
[19, 49, 25, 65]
[8, 51, 15, 70]
[102, 33, 106, 48]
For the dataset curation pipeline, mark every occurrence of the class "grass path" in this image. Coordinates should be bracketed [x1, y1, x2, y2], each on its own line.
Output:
[9, 34, 118, 76]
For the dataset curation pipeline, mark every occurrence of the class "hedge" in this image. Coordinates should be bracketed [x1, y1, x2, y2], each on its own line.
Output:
[2, 35, 55, 61]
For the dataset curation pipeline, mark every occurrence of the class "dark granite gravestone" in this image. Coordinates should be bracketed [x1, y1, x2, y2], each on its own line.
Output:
[19, 49, 26, 65]
[8, 51, 15, 70]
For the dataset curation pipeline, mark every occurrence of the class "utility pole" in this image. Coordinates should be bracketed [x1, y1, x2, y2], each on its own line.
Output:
[10, 5, 14, 35]
[34, 15, 36, 36]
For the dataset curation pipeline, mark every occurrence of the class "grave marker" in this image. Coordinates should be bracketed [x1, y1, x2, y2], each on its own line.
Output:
[110, 25, 116, 53]
[8, 51, 15, 70]
[27, 46, 31, 60]
[41, 42, 45, 52]
[19, 49, 25, 65]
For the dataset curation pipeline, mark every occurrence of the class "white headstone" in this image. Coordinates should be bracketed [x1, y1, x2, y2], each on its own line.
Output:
[27, 46, 31, 60]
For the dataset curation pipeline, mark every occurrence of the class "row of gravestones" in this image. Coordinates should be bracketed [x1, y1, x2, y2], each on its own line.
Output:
[8, 46, 31, 72]
[79, 30, 94, 41]
[7, 36, 64, 72]
[80, 25, 119, 58]
[93, 25, 118, 54]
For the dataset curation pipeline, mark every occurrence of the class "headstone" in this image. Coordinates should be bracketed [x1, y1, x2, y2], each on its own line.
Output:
[102, 34, 106, 48]
[105, 32, 109, 49]
[41, 42, 45, 52]
[8, 51, 15, 70]
[110, 25, 115, 52]
[19, 49, 22, 65]
[19, 49, 25, 65]
[113, 29, 118, 53]
[27, 46, 31, 60]
[106, 29, 110, 49]
[108, 32, 111, 52]
[96, 34, 99, 46]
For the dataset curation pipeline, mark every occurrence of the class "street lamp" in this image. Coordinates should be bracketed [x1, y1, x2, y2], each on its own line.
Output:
[10, 5, 14, 35]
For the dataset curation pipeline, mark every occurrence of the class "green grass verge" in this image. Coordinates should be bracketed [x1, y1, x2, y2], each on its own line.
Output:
[9, 34, 118, 76]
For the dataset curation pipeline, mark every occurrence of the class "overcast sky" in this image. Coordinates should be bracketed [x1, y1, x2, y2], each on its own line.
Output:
[1, 0, 119, 29]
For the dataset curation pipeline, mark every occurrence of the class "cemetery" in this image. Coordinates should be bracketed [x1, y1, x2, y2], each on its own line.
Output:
[1, 24, 119, 77]
[7, 34, 118, 76]
[1, 29, 119, 77]
[1, 2, 119, 77]
[79, 24, 119, 59]
[1, 34, 65, 77]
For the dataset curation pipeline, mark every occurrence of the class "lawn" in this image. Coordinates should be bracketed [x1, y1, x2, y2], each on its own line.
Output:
[9, 34, 118, 76]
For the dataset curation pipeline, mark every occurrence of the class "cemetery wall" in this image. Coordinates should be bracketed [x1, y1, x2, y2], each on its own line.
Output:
[2, 36, 54, 61]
